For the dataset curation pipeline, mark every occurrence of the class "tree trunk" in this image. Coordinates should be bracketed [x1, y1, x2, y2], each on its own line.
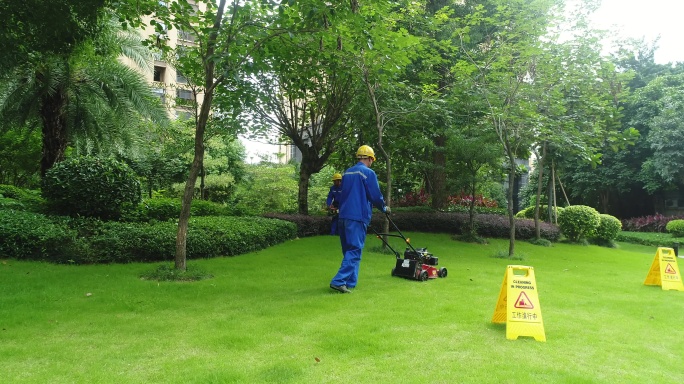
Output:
[431, 135, 447, 210]
[297, 163, 311, 215]
[175, 0, 225, 271]
[200, 163, 206, 200]
[534, 142, 546, 240]
[39, 89, 68, 177]
[377, 144, 391, 239]
[467, 170, 477, 235]
[551, 159, 557, 224]
[506, 151, 517, 257]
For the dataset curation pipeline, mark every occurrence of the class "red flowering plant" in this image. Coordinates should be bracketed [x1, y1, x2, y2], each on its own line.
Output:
[396, 189, 430, 207]
[447, 193, 498, 208]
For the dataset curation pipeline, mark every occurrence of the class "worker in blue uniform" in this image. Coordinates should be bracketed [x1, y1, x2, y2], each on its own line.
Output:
[330, 145, 389, 293]
[326, 173, 343, 235]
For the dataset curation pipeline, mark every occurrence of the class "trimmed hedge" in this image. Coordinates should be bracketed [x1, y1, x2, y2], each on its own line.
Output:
[122, 198, 237, 222]
[0, 210, 77, 261]
[0, 210, 296, 263]
[266, 211, 561, 241]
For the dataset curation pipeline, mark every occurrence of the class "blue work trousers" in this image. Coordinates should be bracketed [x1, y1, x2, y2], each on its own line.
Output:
[330, 214, 339, 235]
[331, 218, 367, 288]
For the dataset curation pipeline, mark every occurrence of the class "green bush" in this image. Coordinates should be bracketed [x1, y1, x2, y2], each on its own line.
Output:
[557, 205, 601, 242]
[593, 214, 622, 242]
[42, 157, 141, 219]
[0, 184, 45, 212]
[0, 210, 77, 261]
[0, 210, 297, 263]
[515, 205, 564, 221]
[85, 216, 296, 263]
[666, 219, 684, 237]
[122, 198, 237, 222]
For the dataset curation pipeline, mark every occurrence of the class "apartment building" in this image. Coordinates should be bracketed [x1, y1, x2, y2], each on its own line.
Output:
[127, 1, 299, 163]
[122, 0, 207, 120]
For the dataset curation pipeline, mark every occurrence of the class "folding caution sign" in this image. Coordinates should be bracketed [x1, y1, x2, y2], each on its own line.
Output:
[492, 265, 546, 342]
[644, 247, 684, 291]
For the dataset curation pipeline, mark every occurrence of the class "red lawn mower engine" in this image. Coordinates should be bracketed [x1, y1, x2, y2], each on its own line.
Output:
[391, 247, 447, 281]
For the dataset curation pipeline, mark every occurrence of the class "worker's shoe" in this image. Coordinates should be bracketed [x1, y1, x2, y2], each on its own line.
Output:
[330, 284, 352, 293]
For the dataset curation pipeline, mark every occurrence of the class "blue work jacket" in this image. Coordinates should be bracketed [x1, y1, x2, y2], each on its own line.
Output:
[338, 161, 386, 224]
[326, 184, 342, 208]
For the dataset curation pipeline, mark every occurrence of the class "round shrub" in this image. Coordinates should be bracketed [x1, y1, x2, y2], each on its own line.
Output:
[515, 205, 564, 221]
[557, 205, 600, 242]
[666, 219, 684, 237]
[42, 156, 141, 219]
[593, 214, 622, 243]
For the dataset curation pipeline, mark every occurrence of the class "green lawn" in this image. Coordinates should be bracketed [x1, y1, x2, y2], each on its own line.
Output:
[1, 234, 683, 383]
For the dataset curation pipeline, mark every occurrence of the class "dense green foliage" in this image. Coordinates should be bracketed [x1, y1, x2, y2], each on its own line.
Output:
[0, 184, 44, 212]
[591, 214, 623, 246]
[42, 157, 142, 219]
[266, 211, 561, 241]
[665, 219, 684, 237]
[557, 205, 601, 242]
[515, 205, 565, 221]
[4, 0, 684, 265]
[0, 210, 296, 263]
[0, 210, 77, 260]
[122, 197, 238, 222]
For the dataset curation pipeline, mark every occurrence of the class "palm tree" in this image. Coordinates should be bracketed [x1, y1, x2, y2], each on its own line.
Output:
[0, 14, 169, 176]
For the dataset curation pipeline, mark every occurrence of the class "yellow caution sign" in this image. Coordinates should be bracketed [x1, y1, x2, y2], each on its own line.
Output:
[492, 265, 546, 342]
[644, 247, 684, 291]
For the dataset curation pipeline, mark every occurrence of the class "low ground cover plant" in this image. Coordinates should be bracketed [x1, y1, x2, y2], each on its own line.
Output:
[617, 230, 684, 248]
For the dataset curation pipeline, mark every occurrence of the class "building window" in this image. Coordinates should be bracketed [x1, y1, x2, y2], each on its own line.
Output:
[175, 110, 193, 120]
[176, 89, 194, 106]
[153, 66, 165, 82]
[152, 88, 165, 104]
[178, 29, 195, 42]
[176, 71, 188, 84]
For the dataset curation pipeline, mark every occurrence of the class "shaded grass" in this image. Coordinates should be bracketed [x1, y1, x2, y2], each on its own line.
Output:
[1, 234, 684, 383]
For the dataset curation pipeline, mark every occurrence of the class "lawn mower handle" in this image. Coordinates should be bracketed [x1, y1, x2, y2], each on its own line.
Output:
[369, 226, 401, 259]
[383, 211, 420, 254]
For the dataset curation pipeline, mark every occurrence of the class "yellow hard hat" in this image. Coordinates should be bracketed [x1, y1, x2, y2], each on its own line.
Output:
[332, 173, 342, 181]
[356, 145, 376, 161]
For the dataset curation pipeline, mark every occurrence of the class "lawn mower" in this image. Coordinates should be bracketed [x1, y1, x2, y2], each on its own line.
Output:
[371, 213, 447, 282]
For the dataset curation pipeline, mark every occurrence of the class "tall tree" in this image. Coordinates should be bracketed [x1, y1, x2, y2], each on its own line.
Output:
[135, 0, 294, 270]
[454, 0, 553, 256]
[0, 14, 169, 176]
[0, 0, 106, 72]
[244, 19, 357, 214]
